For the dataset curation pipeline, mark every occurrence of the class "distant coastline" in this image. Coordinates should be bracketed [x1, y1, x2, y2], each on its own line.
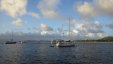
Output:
[74, 40, 113, 43]
[23, 36, 113, 43]
[1, 36, 113, 44]
[74, 36, 113, 43]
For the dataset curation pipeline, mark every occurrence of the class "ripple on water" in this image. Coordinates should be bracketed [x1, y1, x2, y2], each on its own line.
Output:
[0, 43, 113, 64]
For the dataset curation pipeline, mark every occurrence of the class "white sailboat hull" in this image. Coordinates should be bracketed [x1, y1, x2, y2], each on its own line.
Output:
[51, 40, 75, 47]
[56, 41, 75, 47]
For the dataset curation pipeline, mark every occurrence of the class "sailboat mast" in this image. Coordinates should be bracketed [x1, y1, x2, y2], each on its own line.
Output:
[11, 31, 13, 41]
[69, 17, 71, 40]
[62, 24, 64, 40]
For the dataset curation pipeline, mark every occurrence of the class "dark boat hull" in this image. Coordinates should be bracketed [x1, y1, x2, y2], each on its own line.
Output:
[5, 41, 17, 44]
[58, 45, 75, 47]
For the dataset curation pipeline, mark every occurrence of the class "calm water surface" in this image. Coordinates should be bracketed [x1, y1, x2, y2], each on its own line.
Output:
[0, 43, 113, 64]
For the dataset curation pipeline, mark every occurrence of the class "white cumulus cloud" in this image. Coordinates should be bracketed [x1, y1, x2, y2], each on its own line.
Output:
[71, 20, 107, 39]
[37, 0, 60, 19]
[36, 23, 53, 35]
[40, 23, 53, 31]
[75, 0, 113, 17]
[96, 0, 113, 16]
[76, 2, 96, 17]
[12, 18, 23, 26]
[0, 0, 27, 17]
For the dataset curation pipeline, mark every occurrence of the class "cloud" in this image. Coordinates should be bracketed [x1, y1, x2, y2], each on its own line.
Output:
[95, 0, 113, 16]
[107, 23, 113, 29]
[76, 2, 95, 17]
[40, 23, 53, 31]
[12, 18, 23, 26]
[0, 0, 41, 19]
[71, 20, 107, 39]
[75, 21, 103, 33]
[0, 0, 27, 17]
[28, 12, 40, 19]
[75, 0, 113, 17]
[36, 23, 53, 35]
[74, 0, 113, 39]
[37, 0, 60, 19]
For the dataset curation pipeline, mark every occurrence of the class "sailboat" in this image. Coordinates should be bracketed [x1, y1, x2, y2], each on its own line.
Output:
[51, 17, 75, 47]
[5, 32, 17, 44]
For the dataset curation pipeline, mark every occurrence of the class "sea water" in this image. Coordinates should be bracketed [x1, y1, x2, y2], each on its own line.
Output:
[0, 43, 113, 64]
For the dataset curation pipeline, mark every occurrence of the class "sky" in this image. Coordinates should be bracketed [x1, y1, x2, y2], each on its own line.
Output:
[0, 0, 113, 40]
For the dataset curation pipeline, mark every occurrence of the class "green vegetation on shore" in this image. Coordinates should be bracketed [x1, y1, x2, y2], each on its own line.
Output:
[74, 40, 113, 42]
[74, 36, 113, 42]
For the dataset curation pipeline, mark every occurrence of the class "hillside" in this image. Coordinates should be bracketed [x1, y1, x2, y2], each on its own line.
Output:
[75, 36, 113, 42]
[99, 36, 113, 40]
